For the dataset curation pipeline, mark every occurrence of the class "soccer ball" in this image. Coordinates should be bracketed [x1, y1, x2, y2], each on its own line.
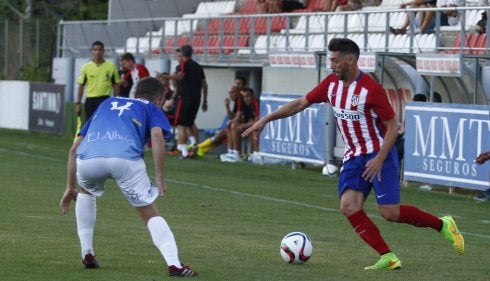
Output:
[322, 164, 338, 177]
[280, 232, 313, 264]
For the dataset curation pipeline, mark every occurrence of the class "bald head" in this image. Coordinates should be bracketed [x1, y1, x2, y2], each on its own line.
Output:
[228, 85, 240, 101]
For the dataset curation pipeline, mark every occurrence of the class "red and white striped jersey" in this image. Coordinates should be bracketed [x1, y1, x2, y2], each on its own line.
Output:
[306, 72, 395, 162]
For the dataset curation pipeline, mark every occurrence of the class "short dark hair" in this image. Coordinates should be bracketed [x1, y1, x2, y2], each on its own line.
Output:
[92, 41, 104, 50]
[235, 76, 247, 85]
[177, 45, 193, 57]
[328, 38, 360, 59]
[120, 52, 135, 62]
[241, 87, 254, 97]
[135, 77, 164, 102]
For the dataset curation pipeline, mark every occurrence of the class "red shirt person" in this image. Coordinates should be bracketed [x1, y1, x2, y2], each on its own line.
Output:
[119, 52, 150, 98]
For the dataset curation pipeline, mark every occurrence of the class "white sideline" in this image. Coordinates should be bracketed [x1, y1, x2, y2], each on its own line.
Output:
[1, 146, 489, 240]
[167, 178, 490, 240]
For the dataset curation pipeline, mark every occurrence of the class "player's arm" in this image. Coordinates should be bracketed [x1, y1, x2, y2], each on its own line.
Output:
[75, 84, 84, 116]
[111, 65, 121, 97]
[201, 79, 208, 112]
[60, 137, 83, 214]
[242, 96, 311, 137]
[162, 72, 185, 81]
[476, 150, 490, 165]
[225, 98, 233, 119]
[112, 81, 120, 97]
[362, 117, 399, 182]
[151, 127, 167, 196]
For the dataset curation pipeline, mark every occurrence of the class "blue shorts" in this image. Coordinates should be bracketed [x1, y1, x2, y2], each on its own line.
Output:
[338, 148, 400, 205]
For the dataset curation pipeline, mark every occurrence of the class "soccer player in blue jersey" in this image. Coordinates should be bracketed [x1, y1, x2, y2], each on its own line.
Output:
[60, 77, 197, 277]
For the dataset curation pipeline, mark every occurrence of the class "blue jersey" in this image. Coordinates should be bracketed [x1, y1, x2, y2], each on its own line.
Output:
[77, 97, 173, 160]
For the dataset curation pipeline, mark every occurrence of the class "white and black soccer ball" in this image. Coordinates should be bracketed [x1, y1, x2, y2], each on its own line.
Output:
[280, 232, 313, 264]
[322, 164, 338, 177]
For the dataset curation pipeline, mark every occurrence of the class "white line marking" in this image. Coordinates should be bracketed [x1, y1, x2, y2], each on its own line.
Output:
[168, 178, 490, 240]
[3, 147, 490, 240]
[0, 147, 65, 163]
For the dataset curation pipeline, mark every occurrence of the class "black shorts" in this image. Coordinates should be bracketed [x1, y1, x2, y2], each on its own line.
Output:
[174, 98, 200, 127]
[85, 96, 110, 120]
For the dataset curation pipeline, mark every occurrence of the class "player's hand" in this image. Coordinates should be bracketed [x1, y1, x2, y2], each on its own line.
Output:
[224, 97, 230, 106]
[163, 99, 174, 110]
[202, 102, 208, 112]
[476, 152, 490, 165]
[242, 120, 265, 137]
[60, 188, 78, 214]
[75, 104, 82, 116]
[362, 156, 383, 182]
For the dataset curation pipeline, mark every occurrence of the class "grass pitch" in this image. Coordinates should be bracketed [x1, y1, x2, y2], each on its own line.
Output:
[1, 128, 489, 281]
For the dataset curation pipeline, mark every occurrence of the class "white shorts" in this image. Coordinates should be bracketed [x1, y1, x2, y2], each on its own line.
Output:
[76, 157, 159, 207]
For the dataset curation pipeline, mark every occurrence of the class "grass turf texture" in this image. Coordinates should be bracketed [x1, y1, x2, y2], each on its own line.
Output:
[1, 128, 490, 281]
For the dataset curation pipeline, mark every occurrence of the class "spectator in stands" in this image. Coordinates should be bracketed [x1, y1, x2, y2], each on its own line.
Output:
[323, 0, 344, 11]
[476, 11, 487, 34]
[437, 0, 466, 27]
[195, 84, 241, 157]
[282, 0, 308, 12]
[160, 45, 208, 159]
[391, 0, 465, 35]
[269, 0, 283, 13]
[323, 0, 380, 11]
[221, 88, 260, 163]
[75, 41, 120, 121]
[474, 150, 490, 201]
[257, 0, 270, 13]
[390, 0, 438, 35]
[119, 52, 150, 98]
[243, 38, 464, 269]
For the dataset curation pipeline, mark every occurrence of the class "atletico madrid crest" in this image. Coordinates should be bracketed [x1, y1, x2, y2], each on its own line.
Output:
[351, 94, 360, 106]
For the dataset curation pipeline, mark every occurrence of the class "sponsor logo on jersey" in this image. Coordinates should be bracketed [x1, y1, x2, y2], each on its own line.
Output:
[332, 107, 360, 120]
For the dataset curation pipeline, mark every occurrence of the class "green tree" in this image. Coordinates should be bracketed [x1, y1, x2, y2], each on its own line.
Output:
[0, 0, 108, 81]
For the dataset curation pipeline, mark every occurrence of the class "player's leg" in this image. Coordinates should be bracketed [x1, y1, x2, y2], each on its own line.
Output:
[137, 204, 181, 267]
[76, 189, 99, 268]
[75, 158, 109, 268]
[176, 125, 189, 157]
[113, 158, 196, 276]
[375, 148, 464, 254]
[111, 158, 197, 276]
[338, 156, 399, 270]
[174, 100, 190, 158]
[137, 205, 197, 277]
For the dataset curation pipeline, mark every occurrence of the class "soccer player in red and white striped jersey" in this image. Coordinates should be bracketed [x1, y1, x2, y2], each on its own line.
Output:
[243, 38, 464, 270]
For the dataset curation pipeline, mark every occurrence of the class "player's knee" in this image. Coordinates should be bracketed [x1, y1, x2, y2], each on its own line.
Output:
[340, 204, 359, 217]
[379, 210, 398, 222]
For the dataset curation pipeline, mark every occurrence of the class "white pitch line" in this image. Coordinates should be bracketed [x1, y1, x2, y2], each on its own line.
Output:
[168, 179, 339, 212]
[3, 147, 490, 240]
[167, 178, 490, 240]
[0, 147, 65, 163]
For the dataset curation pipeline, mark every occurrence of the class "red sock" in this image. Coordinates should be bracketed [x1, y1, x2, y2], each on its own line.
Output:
[347, 210, 390, 255]
[397, 205, 442, 231]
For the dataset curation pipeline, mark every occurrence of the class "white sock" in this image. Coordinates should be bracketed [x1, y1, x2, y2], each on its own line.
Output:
[76, 193, 97, 258]
[232, 150, 239, 156]
[178, 144, 188, 157]
[147, 216, 181, 268]
[189, 136, 197, 146]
